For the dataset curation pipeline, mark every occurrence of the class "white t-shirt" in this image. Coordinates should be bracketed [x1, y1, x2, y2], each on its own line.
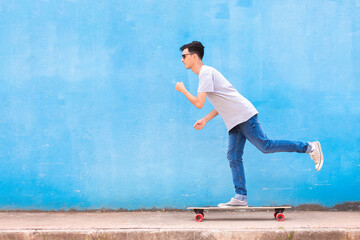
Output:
[198, 65, 258, 131]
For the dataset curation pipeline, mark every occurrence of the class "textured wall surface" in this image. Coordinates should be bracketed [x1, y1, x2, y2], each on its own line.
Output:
[0, 0, 359, 210]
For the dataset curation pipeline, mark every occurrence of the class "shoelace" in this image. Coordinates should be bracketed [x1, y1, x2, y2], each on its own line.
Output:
[310, 151, 319, 164]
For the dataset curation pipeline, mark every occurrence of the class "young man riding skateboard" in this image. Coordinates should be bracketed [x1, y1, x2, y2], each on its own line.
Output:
[176, 41, 324, 207]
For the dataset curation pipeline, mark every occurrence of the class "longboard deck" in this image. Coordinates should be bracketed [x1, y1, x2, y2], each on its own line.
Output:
[187, 206, 291, 210]
[187, 206, 291, 222]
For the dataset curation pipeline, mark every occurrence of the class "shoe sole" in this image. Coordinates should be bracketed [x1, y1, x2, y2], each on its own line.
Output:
[315, 141, 324, 171]
[218, 205, 248, 208]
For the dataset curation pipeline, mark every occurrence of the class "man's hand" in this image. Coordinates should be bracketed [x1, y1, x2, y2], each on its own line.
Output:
[176, 82, 186, 93]
[193, 118, 207, 130]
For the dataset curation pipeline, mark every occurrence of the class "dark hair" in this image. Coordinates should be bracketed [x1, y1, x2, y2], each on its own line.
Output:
[180, 41, 205, 60]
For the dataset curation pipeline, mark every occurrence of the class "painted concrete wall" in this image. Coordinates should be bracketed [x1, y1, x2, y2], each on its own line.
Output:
[0, 0, 359, 210]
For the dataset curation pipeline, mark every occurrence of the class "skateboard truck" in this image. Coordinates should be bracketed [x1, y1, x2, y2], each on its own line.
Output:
[274, 208, 285, 221]
[194, 209, 204, 222]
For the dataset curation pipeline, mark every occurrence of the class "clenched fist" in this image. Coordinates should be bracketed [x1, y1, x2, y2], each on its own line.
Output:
[176, 82, 185, 93]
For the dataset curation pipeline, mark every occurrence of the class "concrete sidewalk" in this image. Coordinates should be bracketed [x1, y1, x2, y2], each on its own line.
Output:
[0, 210, 359, 239]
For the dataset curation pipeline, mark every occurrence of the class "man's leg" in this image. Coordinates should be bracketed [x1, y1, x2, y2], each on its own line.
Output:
[239, 115, 310, 154]
[218, 126, 248, 207]
[239, 114, 324, 171]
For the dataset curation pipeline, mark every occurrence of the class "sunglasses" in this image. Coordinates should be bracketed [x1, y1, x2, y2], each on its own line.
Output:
[182, 53, 194, 59]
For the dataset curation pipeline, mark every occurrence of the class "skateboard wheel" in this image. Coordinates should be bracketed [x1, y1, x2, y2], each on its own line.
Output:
[274, 212, 278, 219]
[195, 214, 204, 222]
[276, 213, 285, 222]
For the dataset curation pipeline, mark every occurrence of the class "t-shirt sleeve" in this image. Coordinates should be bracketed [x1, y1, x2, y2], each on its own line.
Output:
[198, 68, 214, 93]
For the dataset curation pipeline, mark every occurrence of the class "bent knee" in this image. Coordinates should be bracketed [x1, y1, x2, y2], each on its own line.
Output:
[260, 148, 273, 154]
[257, 140, 274, 154]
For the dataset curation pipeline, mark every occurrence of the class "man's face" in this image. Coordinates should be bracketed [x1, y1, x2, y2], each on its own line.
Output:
[181, 48, 194, 69]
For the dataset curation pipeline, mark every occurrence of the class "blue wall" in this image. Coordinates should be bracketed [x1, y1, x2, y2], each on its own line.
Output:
[0, 0, 359, 210]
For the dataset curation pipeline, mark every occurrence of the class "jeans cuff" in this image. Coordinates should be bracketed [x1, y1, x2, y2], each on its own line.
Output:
[305, 142, 312, 154]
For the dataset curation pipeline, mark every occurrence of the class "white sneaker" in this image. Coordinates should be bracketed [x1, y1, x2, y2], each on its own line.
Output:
[218, 198, 248, 207]
[309, 141, 324, 171]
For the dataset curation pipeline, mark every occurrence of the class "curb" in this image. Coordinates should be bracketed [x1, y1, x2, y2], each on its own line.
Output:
[1, 229, 360, 240]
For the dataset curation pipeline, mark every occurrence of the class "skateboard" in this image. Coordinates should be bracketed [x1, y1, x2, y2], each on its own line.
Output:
[187, 206, 291, 222]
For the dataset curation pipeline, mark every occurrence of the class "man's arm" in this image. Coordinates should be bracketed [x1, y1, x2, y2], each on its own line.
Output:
[194, 109, 218, 130]
[203, 108, 218, 122]
[176, 82, 206, 109]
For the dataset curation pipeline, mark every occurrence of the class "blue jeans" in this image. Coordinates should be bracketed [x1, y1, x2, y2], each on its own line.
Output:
[227, 114, 309, 196]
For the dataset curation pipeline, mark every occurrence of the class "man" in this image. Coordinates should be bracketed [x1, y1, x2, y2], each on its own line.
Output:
[176, 41, 324, 207]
